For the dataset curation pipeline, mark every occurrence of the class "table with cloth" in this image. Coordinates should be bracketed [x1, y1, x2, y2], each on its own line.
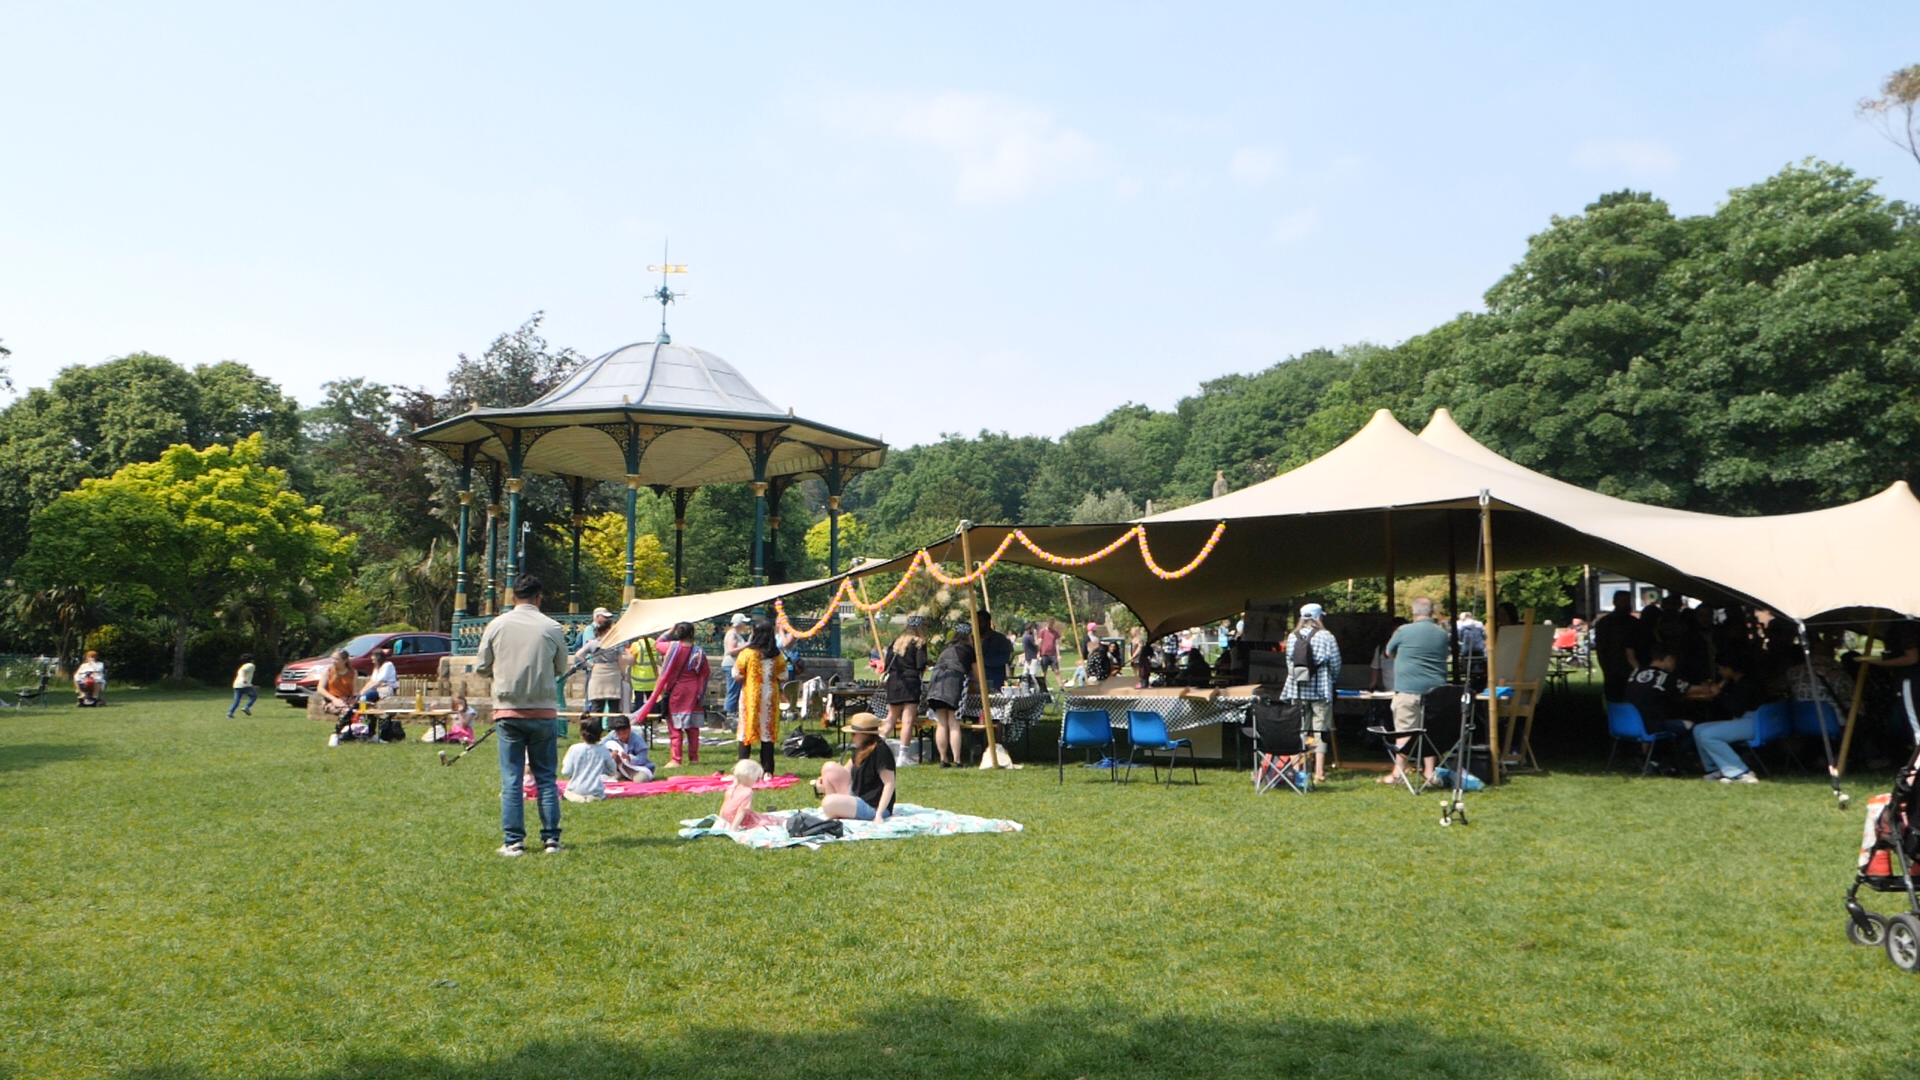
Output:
[1062, 685, 1264, 769]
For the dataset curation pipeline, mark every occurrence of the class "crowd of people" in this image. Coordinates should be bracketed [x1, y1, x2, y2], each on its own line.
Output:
[1592, 590, 1919, 781]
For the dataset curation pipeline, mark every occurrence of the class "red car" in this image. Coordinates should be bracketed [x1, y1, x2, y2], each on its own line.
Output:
[274, 631, 452, 706]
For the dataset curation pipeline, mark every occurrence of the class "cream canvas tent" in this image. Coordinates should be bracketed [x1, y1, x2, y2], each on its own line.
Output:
[836, 408, 1920, 636]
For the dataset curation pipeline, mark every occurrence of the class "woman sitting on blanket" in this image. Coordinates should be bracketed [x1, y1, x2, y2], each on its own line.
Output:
[814, 712, 895, 822]
[718, 759, 779, 831]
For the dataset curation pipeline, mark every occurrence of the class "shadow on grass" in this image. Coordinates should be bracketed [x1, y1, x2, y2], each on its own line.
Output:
[116, 999, 1557, 1079]
[0, 742, 93, 776]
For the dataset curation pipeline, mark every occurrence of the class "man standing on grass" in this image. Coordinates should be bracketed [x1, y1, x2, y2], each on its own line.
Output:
[476, 574, 571, 856]
[1036, 619, 1061, 689]
[1280, 603, 1341, 783]
[1383, 598, 1450, 786]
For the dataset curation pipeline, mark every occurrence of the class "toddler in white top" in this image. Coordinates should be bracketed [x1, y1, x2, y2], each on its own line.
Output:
[561, 716, 615, 803]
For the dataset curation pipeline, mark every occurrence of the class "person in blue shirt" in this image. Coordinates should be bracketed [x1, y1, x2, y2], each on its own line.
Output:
[976, 610, 1014, 691]
[1383, 597, 1452, 786]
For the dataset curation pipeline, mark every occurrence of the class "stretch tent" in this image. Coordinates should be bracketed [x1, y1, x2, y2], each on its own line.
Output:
[834, 409, 1920, 636]
[598, 578, 837, 648]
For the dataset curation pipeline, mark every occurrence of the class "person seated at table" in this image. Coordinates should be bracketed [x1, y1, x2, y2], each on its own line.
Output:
[604, 715, 655, 782]
[1175, 647, 1212, 687]
[1624, 646, 1722, 770]
[318, 650, 358, 718]
[1692, 653, 1768, 784]
[1084, 640, 1114, 683]
[816, 712, 895, 822]
[359, 648, 398, 705]
[74, 651, 107, 706]
[445, 695, 477, 745]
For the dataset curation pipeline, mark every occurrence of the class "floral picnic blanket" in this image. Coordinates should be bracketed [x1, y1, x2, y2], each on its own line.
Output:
[524, 773, 800, 800]
[678, 803, 1024, 850]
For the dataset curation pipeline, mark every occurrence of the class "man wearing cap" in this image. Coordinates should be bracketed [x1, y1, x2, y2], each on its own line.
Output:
[475, 574, 571, 856]
[722, 613, 750, 721]
[1280, 603, 1342, 783]
[574, 606, 631, 719]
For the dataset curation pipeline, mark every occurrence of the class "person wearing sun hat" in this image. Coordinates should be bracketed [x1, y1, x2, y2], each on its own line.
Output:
[816, 712, 896, 821]
[722, 612, 751, 720]
[1281, 602, 1342, 782]
[574, 606, 630, 718]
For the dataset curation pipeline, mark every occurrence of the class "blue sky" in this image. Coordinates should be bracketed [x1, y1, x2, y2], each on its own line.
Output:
[2, 2, 1916, 445]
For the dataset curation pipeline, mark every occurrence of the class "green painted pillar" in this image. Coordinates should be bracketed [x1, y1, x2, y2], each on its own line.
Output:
[751, 480, 769, 586]
[623, 475, 640, 604]
[454, 458, 473, 616]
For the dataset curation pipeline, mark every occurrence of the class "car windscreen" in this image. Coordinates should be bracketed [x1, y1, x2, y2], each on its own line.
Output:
[324, 634, 390, 659]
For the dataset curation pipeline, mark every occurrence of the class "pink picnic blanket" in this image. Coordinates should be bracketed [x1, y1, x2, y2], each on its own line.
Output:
[524, 772, 801, 800]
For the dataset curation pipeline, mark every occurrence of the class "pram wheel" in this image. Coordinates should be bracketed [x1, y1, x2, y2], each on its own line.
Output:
[1847, 912, 1888, 948]
[1885, 914, 1920, 972]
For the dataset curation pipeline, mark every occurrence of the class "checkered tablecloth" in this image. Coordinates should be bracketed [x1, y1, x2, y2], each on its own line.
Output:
[1062, 692, 1260, 732]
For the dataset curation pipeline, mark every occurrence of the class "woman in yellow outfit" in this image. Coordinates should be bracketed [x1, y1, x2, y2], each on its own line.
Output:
[734, 620, 788, 776]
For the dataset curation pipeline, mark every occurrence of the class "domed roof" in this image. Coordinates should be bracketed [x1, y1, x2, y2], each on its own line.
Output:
[524, 340, 785, 417]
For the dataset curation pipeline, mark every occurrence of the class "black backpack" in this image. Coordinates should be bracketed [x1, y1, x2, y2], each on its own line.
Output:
[378, 717, 406, 742]
[784, 811, 845, 839]
[1290, 630, 1321, 673]
[782, 730, 834, 758]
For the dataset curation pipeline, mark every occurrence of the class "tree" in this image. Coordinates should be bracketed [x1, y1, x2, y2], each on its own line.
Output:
[304, 378, 443, 562]
[0, 353, 302, 572]
[804, 513, 871, 567]
[577, 512, 674, 606]
[16, 435, 354, 682]
[1859, 64, 1920, 171]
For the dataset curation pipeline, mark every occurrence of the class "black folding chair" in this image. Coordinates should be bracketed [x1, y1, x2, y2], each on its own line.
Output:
[11, 668, 52, 707]
[1242, 701, 1311, 794]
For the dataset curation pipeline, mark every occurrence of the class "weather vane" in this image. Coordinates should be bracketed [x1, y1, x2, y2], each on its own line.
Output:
[646, 243, 688, 343]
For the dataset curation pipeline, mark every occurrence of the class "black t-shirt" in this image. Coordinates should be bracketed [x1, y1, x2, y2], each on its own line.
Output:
[1594, 612, 1651, 669]
[850, 738, 896, 815]
[1885, 621, 1920, 683]
[1624, 667, 1691, 732]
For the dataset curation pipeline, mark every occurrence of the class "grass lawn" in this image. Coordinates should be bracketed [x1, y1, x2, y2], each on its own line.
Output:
[1, 686, 1913, 1079]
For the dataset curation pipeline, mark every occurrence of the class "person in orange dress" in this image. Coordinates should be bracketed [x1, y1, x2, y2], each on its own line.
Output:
[734, 620, 788, 777]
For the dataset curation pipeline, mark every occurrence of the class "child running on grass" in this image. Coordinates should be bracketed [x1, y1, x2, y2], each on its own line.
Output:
[716, 759, 778, 831]
[227, 654, 256, 717]
[560, 716, 614, 803]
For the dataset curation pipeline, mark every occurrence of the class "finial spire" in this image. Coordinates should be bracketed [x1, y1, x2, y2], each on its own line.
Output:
[646, 242, 689, 343]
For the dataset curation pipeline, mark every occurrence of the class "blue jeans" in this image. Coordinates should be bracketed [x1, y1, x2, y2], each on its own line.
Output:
[724, 671, 742, 718]
[498, 718, 562, 846]
[1693, 716, 1755, 779]
[227, 686, 256, 716]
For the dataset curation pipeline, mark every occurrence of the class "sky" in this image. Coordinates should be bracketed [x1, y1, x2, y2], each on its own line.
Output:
[2, 2, 1917, 447]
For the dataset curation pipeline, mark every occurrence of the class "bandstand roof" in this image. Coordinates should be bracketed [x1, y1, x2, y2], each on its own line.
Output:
[411, 339, 887, 488]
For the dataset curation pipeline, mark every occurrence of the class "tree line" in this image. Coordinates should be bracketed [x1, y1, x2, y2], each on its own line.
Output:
[1, 159, 1915, 682]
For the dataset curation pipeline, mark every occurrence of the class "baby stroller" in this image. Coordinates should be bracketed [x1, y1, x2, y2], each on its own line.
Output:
[1844, 750, 1920, 970]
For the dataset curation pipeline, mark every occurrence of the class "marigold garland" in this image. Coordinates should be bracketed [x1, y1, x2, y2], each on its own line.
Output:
[768, 522, 1227, 635]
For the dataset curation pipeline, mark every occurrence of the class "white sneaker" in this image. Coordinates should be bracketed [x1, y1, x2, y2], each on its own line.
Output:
[543, 840, 564, 855]
[1702, 771, 1721, 781]
[1720, 772, 1760, 784]
[496, 842, 525, 857]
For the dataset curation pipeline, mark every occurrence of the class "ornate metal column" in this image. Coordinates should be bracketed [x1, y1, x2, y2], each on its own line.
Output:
[453, 449, 474, 616]
[623, 474, 641, 604]
[673, 487, 690, 595]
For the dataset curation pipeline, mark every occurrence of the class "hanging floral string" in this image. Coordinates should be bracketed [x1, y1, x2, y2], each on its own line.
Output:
[767, 522, 1228, 635]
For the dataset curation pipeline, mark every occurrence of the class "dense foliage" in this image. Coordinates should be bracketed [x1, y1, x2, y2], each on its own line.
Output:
[1, 160, 1914, 677]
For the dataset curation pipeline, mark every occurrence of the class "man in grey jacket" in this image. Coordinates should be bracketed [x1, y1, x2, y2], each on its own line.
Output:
[476, 575, 571, 856]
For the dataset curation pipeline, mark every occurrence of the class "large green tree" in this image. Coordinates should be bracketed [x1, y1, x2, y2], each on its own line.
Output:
[16, 435, 354, 681]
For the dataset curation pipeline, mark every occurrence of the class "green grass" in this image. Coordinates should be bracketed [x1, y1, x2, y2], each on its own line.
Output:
[1, 687, 1914, 1079]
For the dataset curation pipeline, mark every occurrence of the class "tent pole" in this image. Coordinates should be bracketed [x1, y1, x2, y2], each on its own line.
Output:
[1480, 490, 1500, 786]
[1383, 509, 1395, 616]
[1061, 578, 1083, 665]
[851, 564, 885, 662]
[1446, 513, 1460, 682]
[959, 522, 999, 762]
[1835, 619, 1879, 781]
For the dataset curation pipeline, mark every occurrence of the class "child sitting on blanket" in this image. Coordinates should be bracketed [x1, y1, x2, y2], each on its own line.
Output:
[717, 759, 779, 831]
[604, 715, 654, 782]
[561, 716, 614, 803]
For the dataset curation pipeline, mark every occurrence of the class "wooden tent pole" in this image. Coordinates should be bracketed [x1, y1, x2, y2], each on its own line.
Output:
[851, 563, 885, 663]
[1480, 491, 1501, 786]
[1383, 508, 1395, 616]
[1061, 577, 1084, 664]
[959, 522, 999, 761]
[1834, 619, 1879, 781]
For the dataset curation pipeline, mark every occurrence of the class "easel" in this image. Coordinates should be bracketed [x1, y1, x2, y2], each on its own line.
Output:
[1497, 610, 1541, 772]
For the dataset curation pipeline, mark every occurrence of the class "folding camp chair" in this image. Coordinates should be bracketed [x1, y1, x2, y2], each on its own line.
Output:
[1058, 709, 1118, 784]
[1366, 717, 1438, 795]
[1124, 710, 1197, 788]
[11, 667, 52, 707]
[1242, 703, 1311, 794]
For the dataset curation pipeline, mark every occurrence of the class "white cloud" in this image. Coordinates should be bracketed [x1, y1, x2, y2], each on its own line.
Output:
[819, 91, 1099, 204]
[1572, 139, 1682, 177]
[1272, 209, 1319, 244]
[1230, 145, 1282, 187]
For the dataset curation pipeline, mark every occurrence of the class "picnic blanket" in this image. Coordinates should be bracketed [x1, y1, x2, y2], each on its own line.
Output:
[523, 773, 801, 800]
[678, 803, 1024, 850]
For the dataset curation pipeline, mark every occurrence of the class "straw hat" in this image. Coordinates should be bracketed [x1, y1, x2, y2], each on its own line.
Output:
[845, 712, 882, 736]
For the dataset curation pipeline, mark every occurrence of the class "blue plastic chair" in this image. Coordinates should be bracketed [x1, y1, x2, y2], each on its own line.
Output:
[1790, 700, 1843, 740]
[1059, 709, 1118, 784]
[1124, 710, 1198, 788]
[1606, 702, 1675, 777]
